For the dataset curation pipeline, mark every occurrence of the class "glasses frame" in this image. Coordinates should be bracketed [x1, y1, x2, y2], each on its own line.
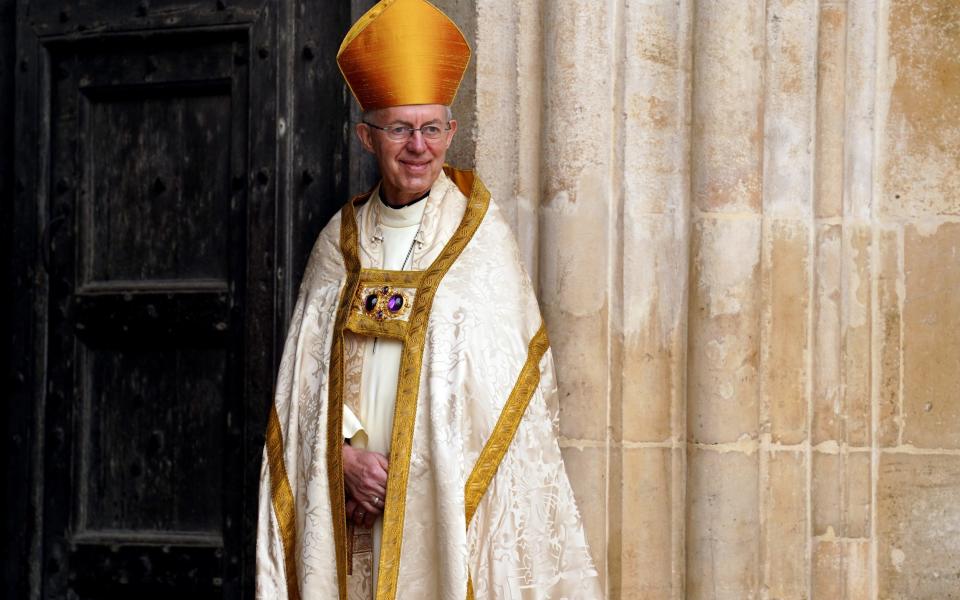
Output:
[362, 120, 452, 142]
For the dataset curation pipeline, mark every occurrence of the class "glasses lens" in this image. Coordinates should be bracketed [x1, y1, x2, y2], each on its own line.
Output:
[386, 126, 410, 141]
[421, 125, 443, 139]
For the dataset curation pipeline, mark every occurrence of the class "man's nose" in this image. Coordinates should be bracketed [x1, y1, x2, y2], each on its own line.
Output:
[405, 130, 427, 152]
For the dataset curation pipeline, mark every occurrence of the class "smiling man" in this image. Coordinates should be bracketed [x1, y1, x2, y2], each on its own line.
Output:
[358, 105, 457, 207]
[255, 1, 600, 599]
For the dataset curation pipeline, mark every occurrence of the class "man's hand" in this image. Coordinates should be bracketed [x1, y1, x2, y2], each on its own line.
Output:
[346, 496, 377, 528]
[343, 443, 389, 527]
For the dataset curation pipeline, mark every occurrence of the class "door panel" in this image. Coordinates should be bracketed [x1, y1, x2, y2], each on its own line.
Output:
[8, 0, 355, 596]
[82, 346, 226, 532]
[43, 29, 250, 599]
[83, 87, 232, 283]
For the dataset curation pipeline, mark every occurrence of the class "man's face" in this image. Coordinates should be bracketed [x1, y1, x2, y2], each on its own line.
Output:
[357, 104, 457, 206]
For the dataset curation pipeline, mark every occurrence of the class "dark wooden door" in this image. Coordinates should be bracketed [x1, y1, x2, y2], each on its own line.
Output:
[5, 0, 356, 597]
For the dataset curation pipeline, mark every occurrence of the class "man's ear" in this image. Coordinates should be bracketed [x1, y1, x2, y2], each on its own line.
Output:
[356, 122, 376, 154]
[445, 119, 458, 148]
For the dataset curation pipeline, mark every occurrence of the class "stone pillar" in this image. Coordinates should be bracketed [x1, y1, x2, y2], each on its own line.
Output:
[874, 1, 960, 597]
[472, 0, 544, 279]
[609, 0, 691, 597]
[436, 0, 960, 596]
[811, 0, 875, 596]
[759, 0, 817, 598]
[536, 0, 616, 589]
[686, 2, 765, 597]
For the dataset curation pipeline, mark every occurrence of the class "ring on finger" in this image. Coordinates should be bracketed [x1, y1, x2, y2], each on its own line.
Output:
[372, 495, 381, 506]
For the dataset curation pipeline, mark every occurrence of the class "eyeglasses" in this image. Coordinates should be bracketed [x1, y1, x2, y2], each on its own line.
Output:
[362, 121, 451, 142]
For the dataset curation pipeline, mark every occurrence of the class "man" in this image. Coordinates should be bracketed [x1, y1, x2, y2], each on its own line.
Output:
[256, 1, 600, 598]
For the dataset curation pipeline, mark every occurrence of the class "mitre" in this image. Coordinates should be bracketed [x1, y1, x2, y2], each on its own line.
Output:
[336, 0, 471, 111]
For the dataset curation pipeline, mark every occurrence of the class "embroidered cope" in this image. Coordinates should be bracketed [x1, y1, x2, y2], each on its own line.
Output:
[256, 168, 601, 600]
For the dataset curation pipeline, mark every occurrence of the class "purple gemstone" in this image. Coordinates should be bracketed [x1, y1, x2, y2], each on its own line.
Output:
[376, 310, 384, 320]
[365, 293, 378, 312]
[382, 286, 389, 294]
[388, 293, 404, 313]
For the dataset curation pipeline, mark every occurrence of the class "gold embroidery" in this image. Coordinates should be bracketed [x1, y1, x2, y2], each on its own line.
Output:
[464, 323, 550, 524]
[376, 169, 490, 600]
[345, 311, 410, 340]
[359, 267, 424, 288]
[463, 324, 550, 527]
[461, 322, 549, 600]
[266, 405, 301, 600]
[443, 164, 477, 198]
[328, 192, 368, 600]
[344, 271, 423, 336]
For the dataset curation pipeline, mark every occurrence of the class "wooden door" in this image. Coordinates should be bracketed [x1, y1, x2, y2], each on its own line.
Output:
[6, 0, 354, 597]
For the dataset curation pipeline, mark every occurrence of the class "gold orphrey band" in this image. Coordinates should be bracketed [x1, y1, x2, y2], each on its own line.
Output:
[266, 404, 302, 600]
[463, 322, 550, 600]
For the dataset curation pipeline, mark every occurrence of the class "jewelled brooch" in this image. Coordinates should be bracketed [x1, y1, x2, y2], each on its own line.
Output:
[356, 285, 413, 321]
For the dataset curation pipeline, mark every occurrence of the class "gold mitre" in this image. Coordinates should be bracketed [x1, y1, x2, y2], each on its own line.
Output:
[337, 0, 471, 111]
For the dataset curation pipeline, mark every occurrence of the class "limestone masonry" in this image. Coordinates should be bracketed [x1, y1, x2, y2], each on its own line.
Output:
[437, 0, 959, 598]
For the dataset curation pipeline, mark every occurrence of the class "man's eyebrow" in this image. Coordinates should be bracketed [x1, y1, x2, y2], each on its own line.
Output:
[386, 118, 442, 127]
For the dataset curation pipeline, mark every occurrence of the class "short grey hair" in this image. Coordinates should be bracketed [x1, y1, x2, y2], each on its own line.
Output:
[362, 105, 453, 123]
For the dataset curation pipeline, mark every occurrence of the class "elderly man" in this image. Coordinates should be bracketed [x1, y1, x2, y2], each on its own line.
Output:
[255, 1, 600, 598]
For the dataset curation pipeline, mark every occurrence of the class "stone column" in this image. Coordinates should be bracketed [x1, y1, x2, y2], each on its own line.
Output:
[536, 0, 616, 589]
[686, 2, 765, 597]
[759, 0, 818, 597]
[438, 0, 960, 596]
[811, 0, 875, 597]
[473, 0, 544, 280]
[609, 0, 691, 597]
[874, 1, 960, 597]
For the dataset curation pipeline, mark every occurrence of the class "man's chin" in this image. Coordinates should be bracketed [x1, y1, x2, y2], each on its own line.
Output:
[400, 164, 432, 179]
[398, 171, 436, 190]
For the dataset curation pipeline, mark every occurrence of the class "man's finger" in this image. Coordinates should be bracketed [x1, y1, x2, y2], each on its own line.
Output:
[363, 482, 387, 500]
[353, 505, 369, 524]
[366, 493, 385, 511]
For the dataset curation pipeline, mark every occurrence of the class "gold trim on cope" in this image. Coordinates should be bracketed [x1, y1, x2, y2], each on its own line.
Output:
[345, 311, 410, 340]
[464, 323, 550, 524]
[327, 191, 370, 600]
[462, 323, 550, 600]
[266, 404, 301, 600]
[359, 268, 425, 288]
[344, 271, 424, 338]
[375, 170, 490, 600]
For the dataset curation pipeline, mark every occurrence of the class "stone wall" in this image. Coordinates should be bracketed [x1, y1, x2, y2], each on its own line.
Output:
[434, 0, 960, 598]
